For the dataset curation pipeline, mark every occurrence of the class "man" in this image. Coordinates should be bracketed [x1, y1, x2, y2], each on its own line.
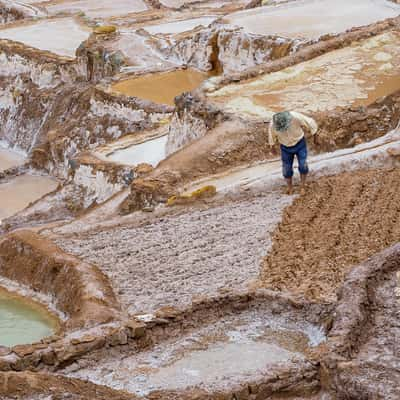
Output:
[268, 110, 318, 195]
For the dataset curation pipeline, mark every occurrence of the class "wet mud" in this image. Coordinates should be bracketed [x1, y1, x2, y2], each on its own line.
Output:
[262, 168, 400, 302]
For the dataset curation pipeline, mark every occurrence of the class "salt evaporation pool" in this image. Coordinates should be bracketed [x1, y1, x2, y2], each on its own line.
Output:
[68, 306, 325, 395]
[105, 135, 167, 167]
[208, 32, 400, 117]
[0, 145, 25, 172]
[224, 0, 400, 39]
[45, 0, 148, 19]
[111, 69, 209, 106]
[0, 174, 58, 220]
[0, 18, 90, 58]
[0, 288, 58, 347]
[143, 16, 217, 35]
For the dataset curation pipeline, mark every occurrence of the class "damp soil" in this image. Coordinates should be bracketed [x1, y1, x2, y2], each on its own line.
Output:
[332, 267, 400, 398]
[261, 168, 400, 302]
[111, 69, 210, 106]
[0, 287, 58, 347]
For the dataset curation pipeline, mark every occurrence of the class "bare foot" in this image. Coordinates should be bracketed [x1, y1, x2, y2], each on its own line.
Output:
[286, 187, 293, 195]
[300, 187, 306, 195]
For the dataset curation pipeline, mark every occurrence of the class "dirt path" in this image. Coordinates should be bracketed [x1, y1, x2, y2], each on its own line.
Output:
[261, 168, 400, 302]
[56, 192, 293, 314]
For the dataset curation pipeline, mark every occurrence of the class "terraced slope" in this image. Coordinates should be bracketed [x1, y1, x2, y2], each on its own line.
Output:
[262, 168, 400, 302]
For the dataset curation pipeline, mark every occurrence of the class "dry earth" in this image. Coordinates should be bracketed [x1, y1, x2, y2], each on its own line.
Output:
[262, 168, 400, 302]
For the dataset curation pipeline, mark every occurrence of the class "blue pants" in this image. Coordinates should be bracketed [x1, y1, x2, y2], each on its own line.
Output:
[280, 137, 309, 179]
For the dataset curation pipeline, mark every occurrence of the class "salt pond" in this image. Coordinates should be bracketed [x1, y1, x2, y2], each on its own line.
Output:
[0, 174, 58, 220]
[112, 69, 209, 106]
[224, 0, 400, 39]
[144, 16, 217, 35]
[0, 288, 58, 347]
[209, 32, 400, 116]
[0, 18, 90, 58]
[105, 135, 168, 167]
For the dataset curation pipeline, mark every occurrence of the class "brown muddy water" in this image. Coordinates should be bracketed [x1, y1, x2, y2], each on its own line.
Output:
[0, 288, 59, 347]
[0, 147, 25, 172]
[0, 175, 58, 221]
[111, 69, 210, 106]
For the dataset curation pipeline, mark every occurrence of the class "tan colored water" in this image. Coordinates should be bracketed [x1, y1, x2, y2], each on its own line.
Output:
[0, 288, 58, 347]
[0, 174, 58, 220]
[0, 147, 25, 172]
[112, 69, 209, 106]
[209, 32, 400, 117]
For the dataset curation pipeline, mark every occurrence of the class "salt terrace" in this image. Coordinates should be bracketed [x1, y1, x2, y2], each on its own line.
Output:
[0, 0, 399, 399]
[208, 31, 400, 118]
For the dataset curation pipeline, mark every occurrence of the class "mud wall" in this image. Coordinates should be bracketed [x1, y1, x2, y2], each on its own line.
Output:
[323, 244, 400, 398]
[0, 230, 120, 329]
[166, 92, 224, 154]
[37, 89, 172, 179]
[0, 371, 137, 400]
[70, 153, 135, 207]
[157, 26, 298, 74]
[0, 3, 25, 24]
[0, 0, 44, 23]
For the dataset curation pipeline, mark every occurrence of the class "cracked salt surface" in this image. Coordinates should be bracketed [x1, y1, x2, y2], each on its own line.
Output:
[68, 307, 325, 395]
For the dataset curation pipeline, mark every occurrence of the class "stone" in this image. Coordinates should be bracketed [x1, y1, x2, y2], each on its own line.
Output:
[93, 25, 117, 35]
[126, 320, 146, 338]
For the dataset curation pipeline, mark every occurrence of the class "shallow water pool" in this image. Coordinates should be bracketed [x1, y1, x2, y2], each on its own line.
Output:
[0, 288, 58, 347]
